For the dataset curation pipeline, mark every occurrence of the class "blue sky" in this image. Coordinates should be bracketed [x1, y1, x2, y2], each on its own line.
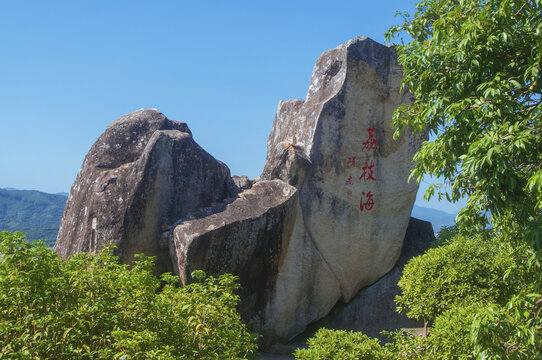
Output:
[0, 0, 466, 214]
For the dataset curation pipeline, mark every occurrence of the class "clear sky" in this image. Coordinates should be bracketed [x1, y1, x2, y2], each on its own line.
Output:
[0, 0, 466, 214]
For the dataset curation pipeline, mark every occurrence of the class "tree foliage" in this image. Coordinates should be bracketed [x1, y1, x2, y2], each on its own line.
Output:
[385, 0, 542, 249]
[471, 295, 542, 359]
[426, 302, 483, 360]
[0, 231, 258, 359]
[385, 1, 542, 357]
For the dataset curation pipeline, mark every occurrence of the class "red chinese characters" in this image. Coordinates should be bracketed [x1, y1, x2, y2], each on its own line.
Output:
[359, 161, 375, 182]
[345, 127, 379, 212]
[360, 191, 374, 212]
[362, 127, 377, 151]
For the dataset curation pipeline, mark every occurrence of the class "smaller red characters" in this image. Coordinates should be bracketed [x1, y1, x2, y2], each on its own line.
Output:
[362, 127, 378, 151]
[345, 175, 353, 185]
[347, 190, 353, 196]
[347, 156, 356, 168]
[360, 191, 374, 212]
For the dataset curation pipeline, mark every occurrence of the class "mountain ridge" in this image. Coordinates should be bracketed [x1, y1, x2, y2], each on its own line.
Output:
[0, 188, 67, 247]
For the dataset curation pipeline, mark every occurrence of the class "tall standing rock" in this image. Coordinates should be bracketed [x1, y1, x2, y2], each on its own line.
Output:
[54, 109, 235, 273]
[260, 36, 425, 340]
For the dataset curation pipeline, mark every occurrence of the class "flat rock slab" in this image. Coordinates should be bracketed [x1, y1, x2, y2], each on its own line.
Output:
[170, 180, 298, 321]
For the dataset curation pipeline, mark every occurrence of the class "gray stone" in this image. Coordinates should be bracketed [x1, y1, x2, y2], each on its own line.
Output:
[169, 180, 298, 322]
[304, 217, 435, 339]
[55, 36, 425, 347]
[55, 109, 235, 273]
[260, 36, 425, 340]
[232, 175, 254, 190]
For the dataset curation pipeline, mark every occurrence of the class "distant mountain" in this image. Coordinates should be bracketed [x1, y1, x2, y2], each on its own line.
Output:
[0, 188, 67, 247]
[412, 205, 456, 233]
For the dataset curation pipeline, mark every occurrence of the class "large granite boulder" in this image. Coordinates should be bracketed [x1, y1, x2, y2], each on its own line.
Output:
[54, 109, 236, 273]
[260, 36, 425, 340]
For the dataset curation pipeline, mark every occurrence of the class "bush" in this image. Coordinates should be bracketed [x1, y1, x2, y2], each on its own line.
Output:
[382, 330, 428, 360]
[425, 302, 483, 360]
[0, 231, 258, 359]
[395, 232, 519, 327]
[293, 328, 389, 360]
[471, 250, 542, 360]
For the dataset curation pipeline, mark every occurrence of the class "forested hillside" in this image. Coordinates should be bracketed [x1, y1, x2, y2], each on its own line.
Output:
[0, 188, 67, 247]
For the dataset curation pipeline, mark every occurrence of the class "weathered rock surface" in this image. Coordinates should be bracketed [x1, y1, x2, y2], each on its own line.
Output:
[260, 36, 425, 340]
[169, 180, 298, 321]
[55, 109, 235, 273]
[301, 217, 435, 339]
[232, 175, 254, 191]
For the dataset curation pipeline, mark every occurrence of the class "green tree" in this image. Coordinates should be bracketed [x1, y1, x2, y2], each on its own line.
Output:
[385, 0, 542, 249]
[0, 231, 258, 359]
[471, 291, 542, 359]
[386, 2, 542, 357]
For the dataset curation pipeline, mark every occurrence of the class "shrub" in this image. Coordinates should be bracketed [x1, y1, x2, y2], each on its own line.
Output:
[471, 250, 542, 360]
[425, 302, 484, 360]
[0, 231, 258, 359]
[395, 232, 518, 328]
[293, 328, 389, 360]
[382, 330, 428, 360]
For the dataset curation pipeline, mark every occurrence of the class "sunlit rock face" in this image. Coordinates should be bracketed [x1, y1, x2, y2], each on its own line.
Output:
[260, 36, 424, 341]
[54, 109, 236, 274]
[306, 218, 435, 340]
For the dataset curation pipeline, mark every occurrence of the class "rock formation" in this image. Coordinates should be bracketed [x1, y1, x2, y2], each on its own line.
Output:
[258, 36, 424, 341]
[56, 36, 425, 344]
[54, 109, 237, 273]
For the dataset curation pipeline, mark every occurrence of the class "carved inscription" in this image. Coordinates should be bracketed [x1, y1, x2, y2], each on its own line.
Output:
[345, 127, 378, 212]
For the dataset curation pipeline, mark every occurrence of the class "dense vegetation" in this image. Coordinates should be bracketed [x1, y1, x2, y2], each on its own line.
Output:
[0, 189, 67, 247]
[0, 231, 258, 359]
[387, 0, 542, 247]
